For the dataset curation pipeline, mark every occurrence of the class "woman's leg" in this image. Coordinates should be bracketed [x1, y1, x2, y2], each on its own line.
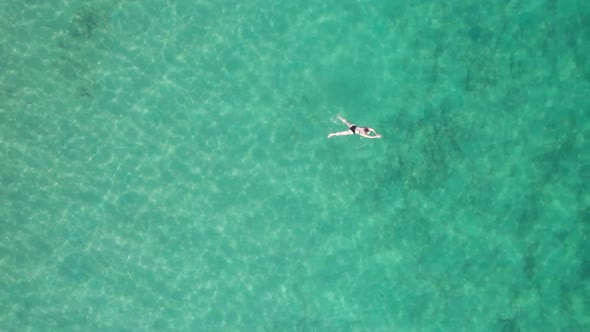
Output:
[328, 130, 354, 138]
[337, 115, 352, 127]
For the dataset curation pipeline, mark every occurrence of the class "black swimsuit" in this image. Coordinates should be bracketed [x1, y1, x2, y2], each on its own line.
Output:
[349, 125, 357, 134]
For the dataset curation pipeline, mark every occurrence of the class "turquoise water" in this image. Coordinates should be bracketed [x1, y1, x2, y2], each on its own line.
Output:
[1, 0, 589, 330]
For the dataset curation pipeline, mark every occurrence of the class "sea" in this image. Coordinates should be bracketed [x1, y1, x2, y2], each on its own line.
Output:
[1, 0, 589, 331]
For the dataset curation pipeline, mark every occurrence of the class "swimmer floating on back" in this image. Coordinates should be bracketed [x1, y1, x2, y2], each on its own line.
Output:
[327, 115, 382, 139]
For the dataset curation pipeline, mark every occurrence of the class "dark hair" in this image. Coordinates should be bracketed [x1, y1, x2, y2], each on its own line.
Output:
[363, 127, 370, 133]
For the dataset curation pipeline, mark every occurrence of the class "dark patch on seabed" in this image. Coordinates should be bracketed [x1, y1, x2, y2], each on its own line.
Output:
[497, 315, 520, 332]
[522, 242, 539, 280]
[68, 7, 111, 39]
[372, 102, 467, 210]
[48, 6, 111, 99]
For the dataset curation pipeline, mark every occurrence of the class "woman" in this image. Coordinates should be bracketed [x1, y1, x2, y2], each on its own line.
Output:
[327, 115, 382, 139]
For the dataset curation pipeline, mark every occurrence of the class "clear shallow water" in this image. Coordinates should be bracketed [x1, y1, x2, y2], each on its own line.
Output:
[1, 0, 589, 331]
